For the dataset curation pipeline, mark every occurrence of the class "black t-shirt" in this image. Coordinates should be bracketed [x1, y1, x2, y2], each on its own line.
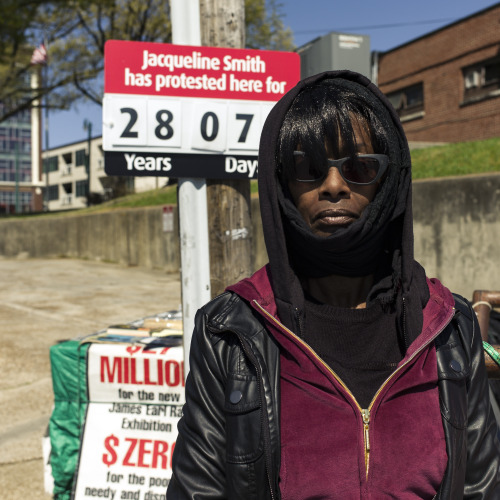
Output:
[303, 295, 403, 409]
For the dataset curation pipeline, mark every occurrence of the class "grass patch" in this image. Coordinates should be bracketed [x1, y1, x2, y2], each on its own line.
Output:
[84, 185, 178, 211]
[411, 137, 500, 179]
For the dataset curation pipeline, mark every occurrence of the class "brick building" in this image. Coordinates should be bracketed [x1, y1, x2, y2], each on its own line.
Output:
[376, 3, 500, 143]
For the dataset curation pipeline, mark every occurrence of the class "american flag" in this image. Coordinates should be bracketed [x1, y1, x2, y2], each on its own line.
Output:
[31, 43, 47, 65]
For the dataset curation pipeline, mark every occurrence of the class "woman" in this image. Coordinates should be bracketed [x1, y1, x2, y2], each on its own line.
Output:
[167, 71, 500, 499]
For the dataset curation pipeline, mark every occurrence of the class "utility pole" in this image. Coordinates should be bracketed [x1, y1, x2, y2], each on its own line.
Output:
[200, 0, 253, 298]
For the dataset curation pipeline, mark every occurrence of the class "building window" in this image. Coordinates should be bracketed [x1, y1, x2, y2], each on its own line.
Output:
[75, 148, 87, 167]
[47, 185, 59, 201]
[62, 152, 73, 165]
[463, 58, 500, 103]
[0, 190, 32, 213]
[386, 83, 424, 120]
[76, 180, 88, 197]
[43, 156, 58, 172]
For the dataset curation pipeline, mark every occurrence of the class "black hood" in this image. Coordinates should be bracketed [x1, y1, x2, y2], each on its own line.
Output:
[257, 70, 429, 349]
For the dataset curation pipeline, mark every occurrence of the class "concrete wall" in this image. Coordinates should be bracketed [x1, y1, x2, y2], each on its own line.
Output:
[1, 172, 499, 300]
[0, 206, 181, 274]
[413, 173, 500, 299]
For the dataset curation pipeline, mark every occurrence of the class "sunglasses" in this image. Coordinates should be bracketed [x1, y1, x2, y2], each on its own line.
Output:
[292, 151, 389, 185]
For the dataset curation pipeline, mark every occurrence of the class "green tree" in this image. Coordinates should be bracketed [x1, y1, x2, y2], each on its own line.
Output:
[38, 0, 172, 108]
[245, 0, 294, 51]
[0, 0, 60, 122]
[0, 0, 294, 122]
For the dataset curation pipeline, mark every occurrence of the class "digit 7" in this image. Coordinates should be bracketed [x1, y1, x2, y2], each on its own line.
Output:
[235, 114, 254, 143]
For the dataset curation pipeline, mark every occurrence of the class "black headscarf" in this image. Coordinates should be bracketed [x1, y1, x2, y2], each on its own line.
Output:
[258, 70, 429, 351]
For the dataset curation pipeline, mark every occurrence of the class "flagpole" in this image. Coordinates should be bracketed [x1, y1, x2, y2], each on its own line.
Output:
[44, 53, 49, 211]
[30, 41, 48, 211]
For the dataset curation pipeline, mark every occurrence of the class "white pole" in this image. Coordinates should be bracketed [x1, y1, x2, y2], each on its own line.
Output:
[30, 72, 41, 186]
[171, 0, 201, 46]
[171, 0, 211, 378]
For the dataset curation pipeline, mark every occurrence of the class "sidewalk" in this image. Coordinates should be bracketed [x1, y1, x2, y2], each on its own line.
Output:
[0, 257, 181, 500]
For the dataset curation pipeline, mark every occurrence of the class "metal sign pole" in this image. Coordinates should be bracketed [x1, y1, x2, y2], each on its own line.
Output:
[102, 15, 300, 379]
[170, 0, 211, 378]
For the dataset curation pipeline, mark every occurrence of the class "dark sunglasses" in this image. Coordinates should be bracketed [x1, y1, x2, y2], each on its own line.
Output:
[292, 151, 389, 185]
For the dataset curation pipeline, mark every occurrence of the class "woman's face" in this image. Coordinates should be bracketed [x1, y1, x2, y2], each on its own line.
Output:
[288, 122, 380, 238]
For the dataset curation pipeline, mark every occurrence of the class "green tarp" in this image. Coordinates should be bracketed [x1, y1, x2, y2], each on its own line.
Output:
[49, 340, 90, 500]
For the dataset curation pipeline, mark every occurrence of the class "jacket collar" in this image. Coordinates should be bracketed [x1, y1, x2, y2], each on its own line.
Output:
[227, 266, 455, 354]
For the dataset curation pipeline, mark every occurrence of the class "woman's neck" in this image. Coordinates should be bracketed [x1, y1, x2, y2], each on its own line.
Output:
[304, 274, 374, 309]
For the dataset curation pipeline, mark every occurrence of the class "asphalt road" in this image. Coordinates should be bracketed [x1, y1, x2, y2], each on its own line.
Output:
[0, 257, 181, 500]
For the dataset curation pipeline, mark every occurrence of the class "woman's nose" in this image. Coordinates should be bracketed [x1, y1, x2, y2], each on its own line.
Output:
[319, 166, 351, 198]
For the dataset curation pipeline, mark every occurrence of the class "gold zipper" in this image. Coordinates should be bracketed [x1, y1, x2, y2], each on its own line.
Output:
[253, 301, 371, 476]
[361, 408, 371, 474]
[253, 300, 455, 482]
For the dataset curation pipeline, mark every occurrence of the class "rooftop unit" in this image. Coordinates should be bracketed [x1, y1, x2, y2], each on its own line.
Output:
[297, 32, 371, 80]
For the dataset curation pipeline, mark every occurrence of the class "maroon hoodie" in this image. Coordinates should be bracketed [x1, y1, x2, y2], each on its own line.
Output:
[228, 267, 454, 499]
[228, 71, 455, 498]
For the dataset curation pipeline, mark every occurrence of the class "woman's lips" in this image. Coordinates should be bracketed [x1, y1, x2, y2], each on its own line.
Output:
[313, 209, 359, 227]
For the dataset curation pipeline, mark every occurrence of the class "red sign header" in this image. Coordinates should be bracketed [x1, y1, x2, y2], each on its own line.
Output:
[104, 40, 300, 101]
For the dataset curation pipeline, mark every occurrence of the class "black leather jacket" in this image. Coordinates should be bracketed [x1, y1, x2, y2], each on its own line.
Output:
[167, 292, 500, 499]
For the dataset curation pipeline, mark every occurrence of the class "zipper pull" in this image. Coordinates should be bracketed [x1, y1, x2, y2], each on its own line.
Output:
[362, 408, 371, 479]
[362, 409, 370, 452]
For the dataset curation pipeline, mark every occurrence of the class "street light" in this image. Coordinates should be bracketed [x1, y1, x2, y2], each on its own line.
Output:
[83, 119, 92, 206]
[15, 118, 20, 214]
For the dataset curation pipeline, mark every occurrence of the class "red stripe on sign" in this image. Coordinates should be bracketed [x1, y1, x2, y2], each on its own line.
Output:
[104, 40, 300, 102]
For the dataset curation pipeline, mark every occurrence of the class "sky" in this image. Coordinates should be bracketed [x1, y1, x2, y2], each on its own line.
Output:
[47, 0, 499, 149]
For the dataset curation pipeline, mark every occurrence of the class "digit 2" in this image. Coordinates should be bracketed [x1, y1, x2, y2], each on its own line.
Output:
[120, 108, 139, 138]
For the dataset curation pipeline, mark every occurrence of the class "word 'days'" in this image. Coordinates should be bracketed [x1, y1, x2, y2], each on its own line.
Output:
[225, 157, 258, 178]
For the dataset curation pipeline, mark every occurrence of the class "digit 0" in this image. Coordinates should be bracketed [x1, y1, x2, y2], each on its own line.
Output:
[155, 110, 174, 140]
[200, 112, 219, 142]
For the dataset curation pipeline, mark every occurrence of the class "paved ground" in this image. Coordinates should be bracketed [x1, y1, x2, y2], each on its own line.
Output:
[0, 257, 181, 500]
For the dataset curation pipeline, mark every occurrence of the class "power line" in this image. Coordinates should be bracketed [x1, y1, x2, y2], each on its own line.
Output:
[293, 18, 455, 35]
